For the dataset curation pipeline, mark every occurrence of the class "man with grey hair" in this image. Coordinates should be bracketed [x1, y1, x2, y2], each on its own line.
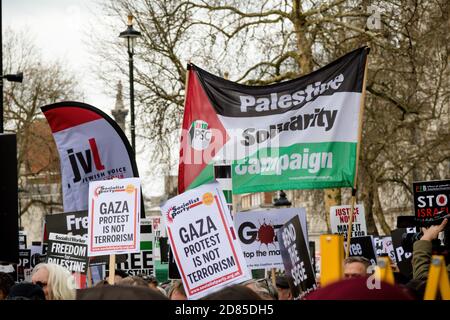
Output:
[343, 256, 370, 279]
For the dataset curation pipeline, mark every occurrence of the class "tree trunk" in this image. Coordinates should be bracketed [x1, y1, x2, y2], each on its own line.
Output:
[324, 188, 341, 232]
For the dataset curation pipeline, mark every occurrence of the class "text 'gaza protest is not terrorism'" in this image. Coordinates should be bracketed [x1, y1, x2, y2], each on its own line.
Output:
[95, 200, 134, 244]
[180, 216, 236, 283]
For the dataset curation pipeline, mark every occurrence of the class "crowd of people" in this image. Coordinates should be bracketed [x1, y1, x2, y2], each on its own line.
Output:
[0, 219, 447, 300]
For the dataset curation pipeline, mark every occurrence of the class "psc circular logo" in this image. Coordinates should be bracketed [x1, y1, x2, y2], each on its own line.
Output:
[189, 120, 211, 151]
[202, 192, 214, 206]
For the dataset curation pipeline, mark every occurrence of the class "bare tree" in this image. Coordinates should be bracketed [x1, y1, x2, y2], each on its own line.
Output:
[2, 29, 82, 219]
[97, 0, 449, 234]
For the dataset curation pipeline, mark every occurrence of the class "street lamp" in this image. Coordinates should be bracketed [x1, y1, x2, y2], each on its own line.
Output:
[1, 72, 24, 133]
[119, 14, 141, 156]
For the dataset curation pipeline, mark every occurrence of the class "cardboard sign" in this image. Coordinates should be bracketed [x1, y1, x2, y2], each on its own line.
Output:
[413, 180, 450, 220]
[330, 204, 367, 240]
[277, 215, 316, 300]
[161, 182, 250, 299]
[391, 227, 416, 277]
[87, 178, 141, 256]
[46, 233, 89, 274]
[374, 236, 396, 263]
[346, 236, 377, 265]
[234, 208, 308, 270]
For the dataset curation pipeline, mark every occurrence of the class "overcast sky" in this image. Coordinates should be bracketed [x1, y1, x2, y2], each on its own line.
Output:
[3, 0, 164, 198]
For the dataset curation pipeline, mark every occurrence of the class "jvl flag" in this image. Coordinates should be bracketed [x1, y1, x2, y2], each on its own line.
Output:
[41, 101, 139, 212]
[179, 47, 369, 194]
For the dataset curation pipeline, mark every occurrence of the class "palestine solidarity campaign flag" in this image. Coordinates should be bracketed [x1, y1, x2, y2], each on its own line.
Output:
[179, 47, 369, 194]
[41, 101, 139, 212]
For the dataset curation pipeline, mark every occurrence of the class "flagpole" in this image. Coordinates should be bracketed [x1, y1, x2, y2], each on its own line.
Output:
[345, 48, 369, 259]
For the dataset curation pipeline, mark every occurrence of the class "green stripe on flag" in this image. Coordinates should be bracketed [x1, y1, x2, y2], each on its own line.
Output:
[140, 241, 153, 251]
[232, 142, 357, 194]
[187, 162, 215, 190]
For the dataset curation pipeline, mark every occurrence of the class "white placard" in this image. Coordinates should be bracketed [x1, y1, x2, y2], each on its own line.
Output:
[330, 204, 367, 239]
[87, 178, 141, 256]
[161, 182, 250, 300]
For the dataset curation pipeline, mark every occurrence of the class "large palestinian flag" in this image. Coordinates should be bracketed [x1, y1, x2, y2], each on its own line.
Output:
[179, 47, 369, 194]
[41, 101, 140, 212]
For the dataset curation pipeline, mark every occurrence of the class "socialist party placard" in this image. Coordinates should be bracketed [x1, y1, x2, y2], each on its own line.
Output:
[330, 204, 367, 240]
[161, 182, 250, 300]
[88, 178, 141, 256]
[277, 215, 316, 300]
[235, 208, 308, 270]
[46, 233, 89, 274]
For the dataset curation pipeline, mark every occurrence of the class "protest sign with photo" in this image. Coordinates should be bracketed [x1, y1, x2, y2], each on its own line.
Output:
[413, 179, 450, 220]
[391, 227, 416, 277]
[346, 236, 377, 265]
[374, 236, 396, 263]
[330, 204, 367, 240]
[234, 208, 308, 269]
[161, 181, 250, 299]
[87, 178, 141, 257]
[46, 233, 89, 274]
[277, 215, 316, 299]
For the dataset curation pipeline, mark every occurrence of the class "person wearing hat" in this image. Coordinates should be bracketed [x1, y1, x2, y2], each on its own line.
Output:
[6, 283, 45, 300]
[275, 275, 292, 300]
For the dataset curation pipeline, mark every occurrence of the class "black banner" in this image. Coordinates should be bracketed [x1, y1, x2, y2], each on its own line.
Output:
[391, 228, 416, 277]
[413, 180, 450, 221]
[45, 211, 126, 263]
[168, 246, 181, 280]
[46, 233, 89, 274]
[277, 215, 316, 299]
[347, 236, 377, 266]
[193, 47, 368, 118]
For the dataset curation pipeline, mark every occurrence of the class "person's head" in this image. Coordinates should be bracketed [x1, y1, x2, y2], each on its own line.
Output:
[139, 274, 159, 289]
[76, 284, 169, 300]
[0, 272, 15, 300]
[203, 285, 262, 300]
[31, 263, 75, 300]
[118, 276, 148, 287]
[275, 275, 292, 300]
[242, 279, 276, 300]
[343, 256, 370, 279]
[168, 280, 187, 300]
[6, 283, 45, 300]
[105, 269, 129, 284]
